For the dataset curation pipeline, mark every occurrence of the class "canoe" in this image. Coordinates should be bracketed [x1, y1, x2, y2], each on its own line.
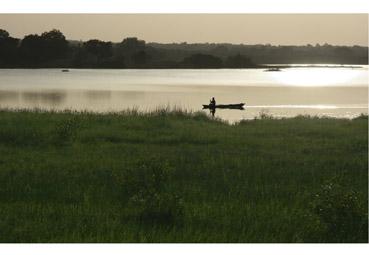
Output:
[264, 67, 281, 72]
[202, 103, 245, 109]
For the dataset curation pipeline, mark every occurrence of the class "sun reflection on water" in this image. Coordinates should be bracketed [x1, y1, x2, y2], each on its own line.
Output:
[270, 68, 360, 86]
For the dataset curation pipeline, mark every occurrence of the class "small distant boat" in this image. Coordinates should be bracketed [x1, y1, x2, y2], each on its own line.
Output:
[61, 69, 70, 72]
[264, 67, 281, 72]
[202, 103, 245, 109]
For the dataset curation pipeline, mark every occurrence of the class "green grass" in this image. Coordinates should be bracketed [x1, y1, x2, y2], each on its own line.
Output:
[0, 109, 367, 243]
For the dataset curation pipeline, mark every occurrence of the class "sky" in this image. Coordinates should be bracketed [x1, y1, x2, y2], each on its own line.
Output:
[0, 14, 367, 46]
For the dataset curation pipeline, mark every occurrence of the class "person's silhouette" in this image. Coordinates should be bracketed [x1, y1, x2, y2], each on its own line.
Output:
[210, 97, 216, 107]
[209, 97, 216, 117]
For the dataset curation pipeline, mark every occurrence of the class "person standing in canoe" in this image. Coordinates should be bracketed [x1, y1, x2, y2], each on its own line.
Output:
[210, 97, 216, 108]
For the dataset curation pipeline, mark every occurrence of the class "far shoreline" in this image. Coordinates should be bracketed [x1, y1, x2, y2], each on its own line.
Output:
[0, 64, 365, 70]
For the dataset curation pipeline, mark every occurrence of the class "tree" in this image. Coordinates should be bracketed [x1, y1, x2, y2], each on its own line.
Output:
[20, 29, 68, 64]
[182, 54, 223, 68]
[0, 29, 19, 65]
[20, 34, 44, 62]
[0, 29, 10, 40]
[77, 39, 113, 67]
[120, 37, 145, 52]
[117, 37, 147, 67]
[132, 50, 150, 67]
[225, 54, 254, 68]
[83, 39, 113, 58]
[41, 29, 68, 59]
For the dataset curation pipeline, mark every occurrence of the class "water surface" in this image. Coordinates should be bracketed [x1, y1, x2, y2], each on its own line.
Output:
[0, 66, 367, 122]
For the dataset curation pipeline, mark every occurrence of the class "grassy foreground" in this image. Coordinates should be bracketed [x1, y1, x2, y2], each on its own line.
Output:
[0, 109, 367, 243]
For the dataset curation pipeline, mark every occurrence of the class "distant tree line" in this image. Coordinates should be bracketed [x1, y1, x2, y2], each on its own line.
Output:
[149, 42, 368, 65]
[0, 28, 367, 68]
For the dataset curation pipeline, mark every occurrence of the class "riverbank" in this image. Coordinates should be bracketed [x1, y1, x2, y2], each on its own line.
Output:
[0, 109, 367, 242]
[0, 64, 365, 69]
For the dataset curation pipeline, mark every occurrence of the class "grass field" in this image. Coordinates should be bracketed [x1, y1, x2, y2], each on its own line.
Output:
[0, 109, 367, 242]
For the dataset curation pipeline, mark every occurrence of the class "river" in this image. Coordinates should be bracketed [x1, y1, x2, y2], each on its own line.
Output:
[0, 66, 367, 122]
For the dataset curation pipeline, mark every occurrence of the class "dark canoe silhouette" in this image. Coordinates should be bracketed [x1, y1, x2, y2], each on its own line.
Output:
[202, 103, 245, 109]
[264, 67, 281, 72]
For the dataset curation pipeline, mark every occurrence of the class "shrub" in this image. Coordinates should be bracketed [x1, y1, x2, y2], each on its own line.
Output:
[308, 176, 368, 242]
[353, 114, 368, 121]
[123, 158, 184, 225]
[258, 109, 274, 120]
[53, 117, 80, 145]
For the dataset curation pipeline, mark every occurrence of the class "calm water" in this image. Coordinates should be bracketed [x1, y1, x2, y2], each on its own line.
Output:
[0, 66, 367, 122]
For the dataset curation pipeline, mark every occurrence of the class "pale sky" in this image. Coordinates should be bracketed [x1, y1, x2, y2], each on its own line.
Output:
[0, 14, 367, 46]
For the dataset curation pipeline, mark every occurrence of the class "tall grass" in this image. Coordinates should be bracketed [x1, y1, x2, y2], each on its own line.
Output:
[0, 109, 367, 242]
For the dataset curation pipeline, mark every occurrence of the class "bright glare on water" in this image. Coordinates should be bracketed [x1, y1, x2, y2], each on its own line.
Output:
[269, 67, 364, 86]
[0, 66, 367, 122]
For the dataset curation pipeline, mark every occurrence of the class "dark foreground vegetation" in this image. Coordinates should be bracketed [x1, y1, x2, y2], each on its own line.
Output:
[0, 28, 368, 68]
[0, 109, 367, 242]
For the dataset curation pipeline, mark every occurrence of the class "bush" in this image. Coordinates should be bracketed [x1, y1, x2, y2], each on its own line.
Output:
[123, 158, 184, 225]
[53, 117, 80, 145]
[307, 176, 368, 242]
[258, 109, 274, 120]
[353, 114, 368, 121]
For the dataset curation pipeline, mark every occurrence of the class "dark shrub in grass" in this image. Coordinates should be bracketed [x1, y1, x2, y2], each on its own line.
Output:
[53, 117, 80, 145]
[353, 114, 368, 121]
[308, 176, 368, 242]
[123, 158, 184, 225]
